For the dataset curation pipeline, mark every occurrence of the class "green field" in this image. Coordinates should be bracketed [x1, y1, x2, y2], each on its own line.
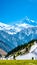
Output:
[0, 60, 37, 65]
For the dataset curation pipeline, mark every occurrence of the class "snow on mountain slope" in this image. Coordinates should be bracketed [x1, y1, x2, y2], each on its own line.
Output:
[0, 17, 37, 35]
[0, 22, 36, 35]
[0, 22, 21, 34]
[16, 53, 35, 60]
[0, 16, 37, 35]
[0, 17, 37, 53]
[16, 42, 37, 60]
[23, 16, 37, 26]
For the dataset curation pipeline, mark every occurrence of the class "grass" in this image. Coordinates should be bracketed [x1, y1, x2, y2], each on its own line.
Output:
[0, 60, 37, 65]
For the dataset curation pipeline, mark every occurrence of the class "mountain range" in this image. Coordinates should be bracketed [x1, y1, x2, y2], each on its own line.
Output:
[0, 17, 37, 53]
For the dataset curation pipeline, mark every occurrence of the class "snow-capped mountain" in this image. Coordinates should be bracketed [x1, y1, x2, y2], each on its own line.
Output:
[0, 21, 33, 35]
[0, 17, 37, 53]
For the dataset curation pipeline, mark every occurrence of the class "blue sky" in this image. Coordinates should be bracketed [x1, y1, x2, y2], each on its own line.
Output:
[0, 0, 37, 24]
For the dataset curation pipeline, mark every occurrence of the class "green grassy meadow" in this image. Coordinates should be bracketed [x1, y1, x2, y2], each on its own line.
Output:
[0, 60, 37, 65]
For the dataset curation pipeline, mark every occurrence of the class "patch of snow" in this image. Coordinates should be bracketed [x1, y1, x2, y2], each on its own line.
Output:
[30, 42, 37, 53]
[16, 53, 35, 60]
[16, 42, 37, 60]
[31, 20, 35, 22]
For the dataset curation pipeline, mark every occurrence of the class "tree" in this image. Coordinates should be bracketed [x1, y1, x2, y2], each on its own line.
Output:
[13, 55, 16, 60]
[0, 54, 2, 58]
[26, 47, 28, 52]
[32, 57, 34, 60]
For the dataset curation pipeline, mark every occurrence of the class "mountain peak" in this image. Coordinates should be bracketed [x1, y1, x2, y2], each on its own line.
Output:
[0, 17, 37, 35]
[22, 16, 37, 26]
[24, 16, 30, 21]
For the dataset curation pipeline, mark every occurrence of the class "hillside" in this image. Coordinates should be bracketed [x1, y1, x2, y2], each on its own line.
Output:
[5, 40, 37, 59]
